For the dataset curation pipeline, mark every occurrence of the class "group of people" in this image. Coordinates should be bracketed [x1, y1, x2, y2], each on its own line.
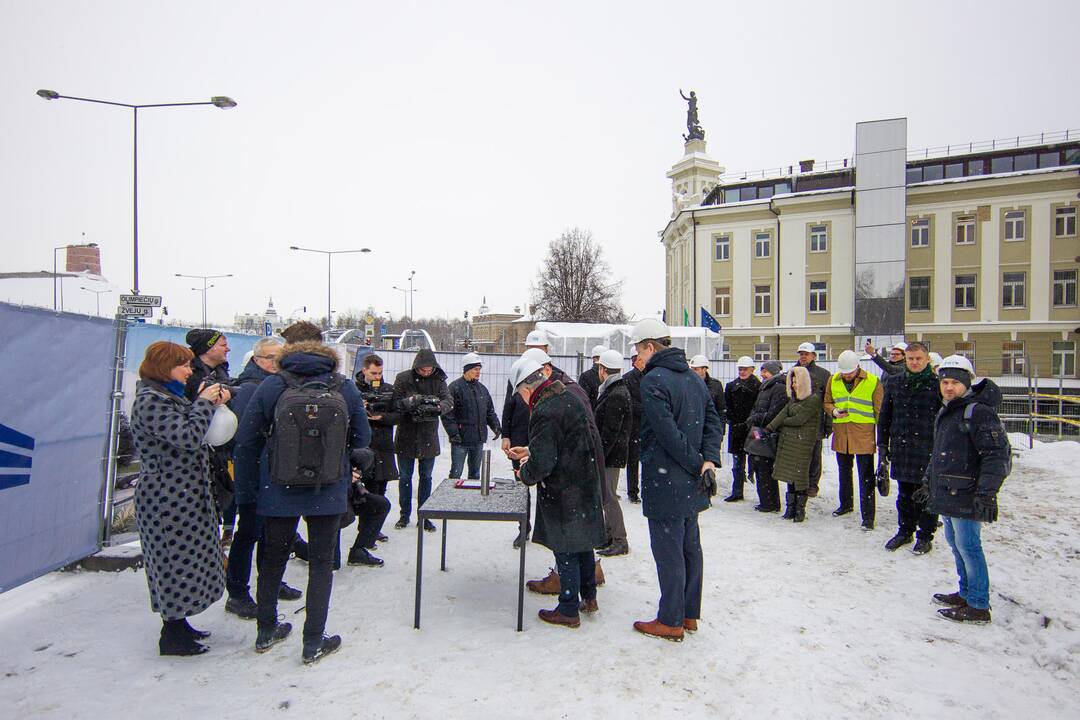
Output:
[130, 320, 1011, 665]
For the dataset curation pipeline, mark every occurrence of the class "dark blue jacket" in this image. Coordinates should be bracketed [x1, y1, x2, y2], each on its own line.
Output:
[639, 347, 724, 520]
[231, 359, 273, 424]
[234, 344, 370, 517]
[443, 376, 500, 445]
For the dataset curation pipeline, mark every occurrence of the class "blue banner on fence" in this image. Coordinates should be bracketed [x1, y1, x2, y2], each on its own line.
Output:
[0, 303, 117, 592]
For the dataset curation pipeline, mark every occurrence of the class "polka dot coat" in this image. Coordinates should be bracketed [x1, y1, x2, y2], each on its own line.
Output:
[131, 381, 225, 621]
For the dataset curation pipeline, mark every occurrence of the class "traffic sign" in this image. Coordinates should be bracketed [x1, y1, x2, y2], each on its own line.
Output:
[118, 306, 153, 317]
[264, 322, 273, 337]
[119, 294, 162, 307]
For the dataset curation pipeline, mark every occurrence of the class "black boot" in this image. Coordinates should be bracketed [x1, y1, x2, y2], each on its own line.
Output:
[225, 594, 258, 620]
[781, 491, 797, 520]
[302, 634, 342, 664]
[278, 582, 303, 601]
[793, 492, 807, 523]
[724, 472, 745, 502]
[255, 622, 292, 653]
[348, 546, 385, 567]
[180, 618, 211, 640]
[860, 479, 876, 530]
[159, 619, 209, 656]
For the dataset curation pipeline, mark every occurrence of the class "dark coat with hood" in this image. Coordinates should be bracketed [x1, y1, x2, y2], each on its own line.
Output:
[623, 366, 643, 439]
[768, 367, 823, 491]
[233, 342, 371, 517]
[356, 376, 400, 482]
[639, 347, 724, 520]
[442, 376, 500, 445]
[724, 374, 761, 454]
[393, 349, 453, 459]
[925, 379, 1010, 522]
[801, 359, 833, 438]
[578, 364, 602, 408]
[594, 374, 632, 468]
[877, 368, 941, 482]
[518, 380, 606, 553]
[746, 372, 788, 432]
[231, 358, 273, 423]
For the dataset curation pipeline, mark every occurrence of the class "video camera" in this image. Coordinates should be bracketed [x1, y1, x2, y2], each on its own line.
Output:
[359, 387, 395, 415]
[407, 395, 444, 421]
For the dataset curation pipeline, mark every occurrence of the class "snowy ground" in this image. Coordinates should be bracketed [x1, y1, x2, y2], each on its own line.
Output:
[2, 440, 1079, 719]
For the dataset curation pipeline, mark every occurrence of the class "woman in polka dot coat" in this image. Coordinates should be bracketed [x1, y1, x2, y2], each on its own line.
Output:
[131, 341, 232, 656]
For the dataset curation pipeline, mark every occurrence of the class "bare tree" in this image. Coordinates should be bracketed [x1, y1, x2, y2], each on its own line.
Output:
[531, 228, 626, 323]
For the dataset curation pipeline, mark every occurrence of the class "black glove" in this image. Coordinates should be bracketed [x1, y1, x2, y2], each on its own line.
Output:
[699, 468, 718, 498]
[912, 484, 930, 505]
[490, 426, 501, 440]
[401, 395, 419, 411]
[877, 445, 889, 463]
[973, 494, 998, 522]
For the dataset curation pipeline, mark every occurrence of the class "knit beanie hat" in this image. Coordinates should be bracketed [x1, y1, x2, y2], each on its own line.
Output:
[186, 328, 223, 357]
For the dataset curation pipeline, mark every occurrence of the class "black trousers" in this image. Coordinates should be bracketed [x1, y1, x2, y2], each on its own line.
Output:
[897, 480, 938, 540]
[648, 514, 703, 627]
[753, 456, 780, 509]
[226, 503, 264, 599]
[836, 453, 875, 522]
[258, 514, 338, 643]
[554, 550, 597, 617]
[626, 436, 641, 497]
[351, 493, 391, 550]
[808, 439, 823, 492]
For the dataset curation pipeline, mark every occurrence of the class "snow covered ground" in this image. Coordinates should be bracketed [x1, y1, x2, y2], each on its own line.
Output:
[2, 440, 1079, 719]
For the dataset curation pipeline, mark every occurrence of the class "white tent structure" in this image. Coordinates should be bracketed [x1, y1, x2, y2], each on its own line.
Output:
[535, 321, 723, 359]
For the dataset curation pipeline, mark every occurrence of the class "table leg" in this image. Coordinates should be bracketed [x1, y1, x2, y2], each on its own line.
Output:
[516, 516, 526, 632]
[440, 519, 448, 571]
[414, 516, 424, 629]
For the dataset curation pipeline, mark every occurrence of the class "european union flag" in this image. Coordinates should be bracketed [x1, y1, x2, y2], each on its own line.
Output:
[700, 306, 722, 333]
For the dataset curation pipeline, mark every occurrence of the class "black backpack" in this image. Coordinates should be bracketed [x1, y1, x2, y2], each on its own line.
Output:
[269, 371, 350, 490]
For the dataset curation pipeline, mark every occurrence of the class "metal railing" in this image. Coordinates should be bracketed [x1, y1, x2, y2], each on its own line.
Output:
[907, 128, 1079, 162]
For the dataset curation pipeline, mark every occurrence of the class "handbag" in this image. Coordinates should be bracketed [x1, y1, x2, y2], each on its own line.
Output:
[743, 426, 777, 459]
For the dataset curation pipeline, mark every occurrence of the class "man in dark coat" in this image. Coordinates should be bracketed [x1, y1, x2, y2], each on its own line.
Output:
[866, 339, 907, 376]
[234, 340, 371, 664]
[184, 328, 235, 523]
[516, 358, 606, 628]
[594, 349, 632, 557]
[796, 342, 832, 498]
[442, 352, 501, 480]
[350, 352, 400, 566]
[921, 355, 1010, 625]
[623, 352, 644, 503]
[501, 331, 551, 464]
[746, 361, 788, 512]
[724, 356, 761, 505]
[689, 355, 728, 496]
[878, 342, 941, 555]
[577, 344, 607, 408]
[632, 320, 723, 642]
[392, 348, 453, 531]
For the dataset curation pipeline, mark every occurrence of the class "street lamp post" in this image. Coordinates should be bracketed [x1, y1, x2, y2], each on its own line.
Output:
[37, 89, 237, 295]
[80, 286, 112, 316]
[176, 273, 233, 327]
[392, 271, 417, 319]
[289, 246, 371, 330]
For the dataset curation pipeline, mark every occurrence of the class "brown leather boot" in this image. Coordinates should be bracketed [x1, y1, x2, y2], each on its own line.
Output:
[594, 558, 605, 586]
[682, 618, 698, 633]
[633, 618, 684, 642]
[526, 568, 561, 595]
[538, 608, 580, 628]
[579, 598, 599, 614]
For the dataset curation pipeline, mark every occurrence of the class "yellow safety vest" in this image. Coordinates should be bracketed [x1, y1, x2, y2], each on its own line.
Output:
[830, 372, 879, 424]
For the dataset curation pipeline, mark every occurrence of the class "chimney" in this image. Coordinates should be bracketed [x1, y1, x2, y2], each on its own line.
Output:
[799, 159, 815, 173]
[67, 245, 102, 275]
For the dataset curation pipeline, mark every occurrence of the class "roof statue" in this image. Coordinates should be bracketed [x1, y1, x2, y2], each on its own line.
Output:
[680, 89, 705, 142]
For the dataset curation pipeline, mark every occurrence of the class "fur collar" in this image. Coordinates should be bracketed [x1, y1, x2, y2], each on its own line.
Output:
[786, 365, 812, 401]
[279, 341, 340, 372]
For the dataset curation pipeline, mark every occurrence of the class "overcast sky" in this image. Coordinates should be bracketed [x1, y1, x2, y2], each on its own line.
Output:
[2, 0, 1077, 327]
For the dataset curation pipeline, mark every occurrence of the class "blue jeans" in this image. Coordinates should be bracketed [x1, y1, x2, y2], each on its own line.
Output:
[398, 456, 435, 521]
[648, 514, 703, 627]
[449, 443, 483, 479]
[943, 516, 990, 610]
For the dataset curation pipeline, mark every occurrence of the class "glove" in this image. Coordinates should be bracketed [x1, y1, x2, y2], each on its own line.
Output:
[912, 484, 930, 505]
[877, 445, 889, 463]
[490, 427, 501, 440]
[401, 395, 419, 411]
[973, 494, 998, 522]
[698, 468, 718, 498]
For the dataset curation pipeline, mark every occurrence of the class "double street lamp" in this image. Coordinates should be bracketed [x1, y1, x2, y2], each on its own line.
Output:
[392, 270, 417, 319]
[80, 286, 112, 316]
[176, 272, 233, 327]
[289, 246, 371, 330]
[37, 89, 237, 295]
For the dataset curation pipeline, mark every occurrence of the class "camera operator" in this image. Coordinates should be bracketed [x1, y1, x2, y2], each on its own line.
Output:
[392, 348, 453, 531]
[355, 354, 398, 538]
[344, 449, 391, 567]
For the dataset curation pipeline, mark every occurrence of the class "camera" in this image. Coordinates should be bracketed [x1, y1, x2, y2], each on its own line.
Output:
[359, 387, 395, 415]
[408, 395, 443, 421]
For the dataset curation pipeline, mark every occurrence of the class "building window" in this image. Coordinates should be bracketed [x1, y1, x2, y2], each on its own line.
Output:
[955, 215, 976, 245]
[1056, 207, 1077, 237]
[1004, 210, 1026, 241]
[714, 286, 731, 316]
[755, 232, 771, 258]
[721, 342, 731, 361]
[909, 276, 930, 312]
[955, 341, 976, 363]
[910, 218, 930, 247]
[809, 224, 828, 253]
[813, 342, 828, 360]
[1001, 272, 1026, 309]
[754, 284, 771, 315]
[1001, 341, 1025, 376]
[714, 234, 730, 261]
[809, 281, 828, 313]
[753, 343, 772, 362]
[1052, 341, 1076, 378]
[954, 274, 977, 310]
[1053, 270, 1077, 307]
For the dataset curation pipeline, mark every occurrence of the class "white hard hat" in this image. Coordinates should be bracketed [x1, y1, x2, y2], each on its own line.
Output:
[929, 352, 943, 368]
[205, 405, 238, 447]
[736, 355, 755, 369]
[689, 354, 709, 368]
[797, 342, 817, 354]
[836, 349, 860, 374]
[462, 352, 481, 367]
[591, 345, 608, 358]
[938, 354, 974, 376]
[599, 349, 624, 370]
[522, 347, 551, 365]
[629, 318, 670, 345]
[510, 357, 544, 388]
[891, 341, 909, 352]
[525, 329, 549, 347]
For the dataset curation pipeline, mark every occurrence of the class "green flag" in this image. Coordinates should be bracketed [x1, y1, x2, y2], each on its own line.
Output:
[683, 308, 689, 327]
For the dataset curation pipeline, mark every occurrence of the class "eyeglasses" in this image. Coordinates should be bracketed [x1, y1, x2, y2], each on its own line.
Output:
[255, 355, 278, 361]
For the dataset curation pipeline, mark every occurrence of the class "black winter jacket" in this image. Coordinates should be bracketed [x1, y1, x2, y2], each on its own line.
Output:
[392, 349, 453, 459]
[624, 367, 643, 435]
[578, 365, 602, 408]
[877, 370, 940, 482]
[724, 374, 761, 454]
[518, 381, 606, 553]
[594, 376, 632, 468]
[925, 380, 1010, 522]
[703, 374, 727, 440]
[442, 376, 500, 445]
[871, 354, 906, 376]
[184, 356, 231, 402]
[356, 377, 400, 482]
[746, 373, 788, 432]
[802, 360, 833, 438]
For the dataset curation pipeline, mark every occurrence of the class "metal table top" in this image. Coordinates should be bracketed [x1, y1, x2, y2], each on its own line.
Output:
[418, 478, 528, 521]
